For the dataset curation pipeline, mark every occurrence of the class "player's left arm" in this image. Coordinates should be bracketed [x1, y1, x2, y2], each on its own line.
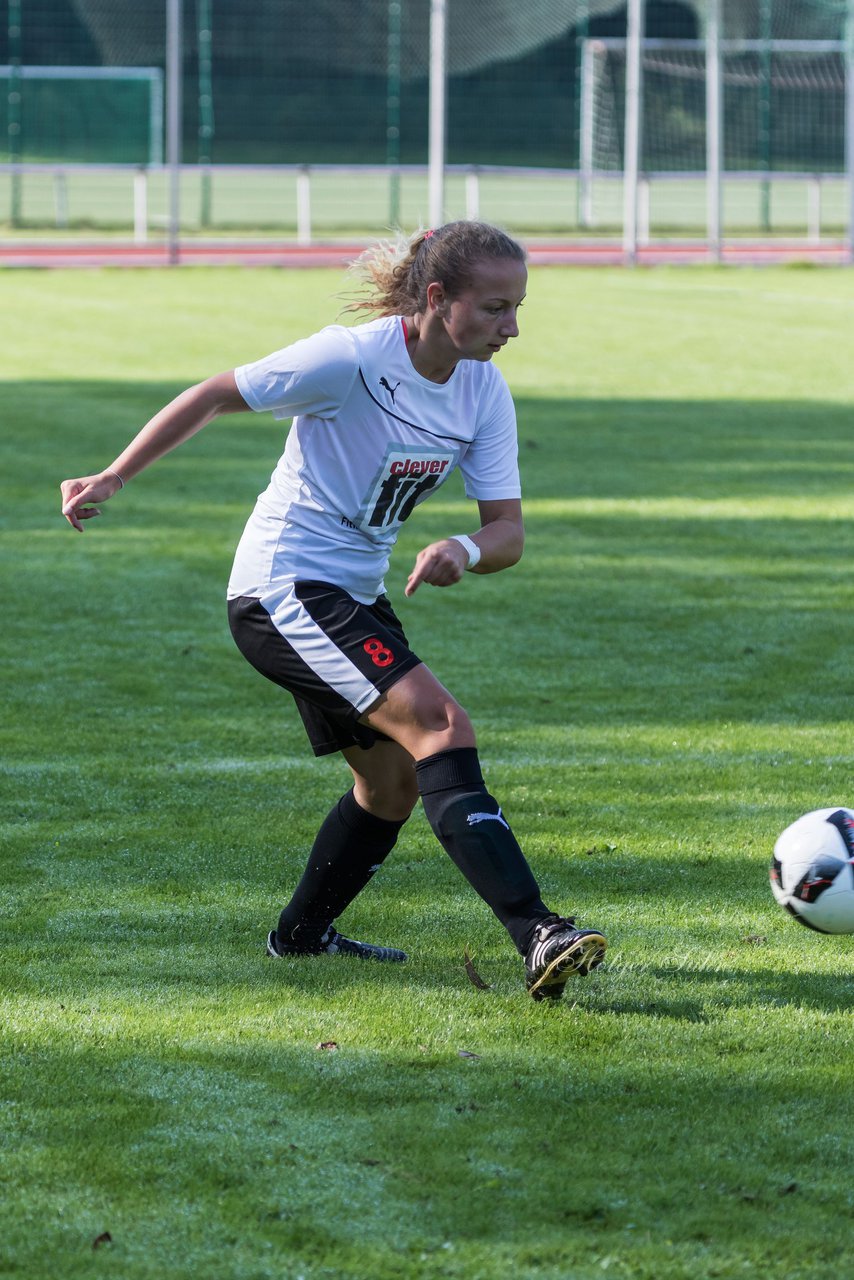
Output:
[404, 498, 524, 597]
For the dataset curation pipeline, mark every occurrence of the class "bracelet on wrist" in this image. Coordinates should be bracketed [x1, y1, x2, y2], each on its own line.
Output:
[106, 468, 125, 490]
[450, 534, 482, 571]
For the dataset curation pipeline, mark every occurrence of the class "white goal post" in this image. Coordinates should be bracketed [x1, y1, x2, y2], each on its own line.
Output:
[578, 32, 853, 259]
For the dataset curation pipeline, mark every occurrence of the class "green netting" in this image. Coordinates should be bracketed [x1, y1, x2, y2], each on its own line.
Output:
[0, 71, 160, 163]
[588, 42, 847, 173]
[0, 1, 850, 236]
[1, 1, 850, 168]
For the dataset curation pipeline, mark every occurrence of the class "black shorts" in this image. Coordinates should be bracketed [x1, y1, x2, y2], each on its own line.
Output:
[227, 581, 421, 757]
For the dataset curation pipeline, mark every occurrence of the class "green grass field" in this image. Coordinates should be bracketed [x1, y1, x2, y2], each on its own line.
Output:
[3, 264, 854, 1279]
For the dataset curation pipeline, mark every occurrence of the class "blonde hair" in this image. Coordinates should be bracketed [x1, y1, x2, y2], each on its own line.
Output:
[346, 221, 526, 317]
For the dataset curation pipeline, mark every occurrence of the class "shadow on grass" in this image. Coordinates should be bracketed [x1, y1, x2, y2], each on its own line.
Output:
[13, 383, 854, 491]
[513, 395, 854, 502]
[5, 386, 854, 733]
[8, 381, 854, 517]
[587, 961, 854, 1020]
[7, 901, 854, 1018]
[4, 1022, 854, 1278]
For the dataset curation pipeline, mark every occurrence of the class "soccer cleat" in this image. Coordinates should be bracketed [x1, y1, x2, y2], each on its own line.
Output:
[525, 915, 606, 1001]
[266, 926, 407, 963]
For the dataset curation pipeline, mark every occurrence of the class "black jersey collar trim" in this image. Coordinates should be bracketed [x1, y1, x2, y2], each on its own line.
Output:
[358, 368, 469, 443]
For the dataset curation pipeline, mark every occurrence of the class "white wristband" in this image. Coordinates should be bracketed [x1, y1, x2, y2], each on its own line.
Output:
[450, 534, 482, 571]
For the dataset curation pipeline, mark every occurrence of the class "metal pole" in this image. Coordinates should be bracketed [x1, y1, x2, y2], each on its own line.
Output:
[578, 36, 595, 228]
[197, 0, 213, 228]
[622, 0, 644, 263]
[387, 0, 402, 229]
[134, 168, 149, 243]
[575, 1, 590, 226]
[465, 166, 479, 219]
[758, 0, 772, 232]
[428, 0, 447, 228]
[8, 0, 22, 227]
[166, 0, 183, 265]
[53, 169, 69, 228]
[706, 0, 723, 262]
[847, 1, 854, 264]
[296, 166, 311, 246]
[150, 69, 164, 167]
[807, 175, 821, 245]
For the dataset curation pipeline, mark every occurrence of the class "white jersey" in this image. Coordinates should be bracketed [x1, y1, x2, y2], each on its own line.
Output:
[228, 314, 521, 605]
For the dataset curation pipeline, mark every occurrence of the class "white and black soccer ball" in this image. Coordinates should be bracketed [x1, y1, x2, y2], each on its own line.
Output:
[770, 807, 854, 934]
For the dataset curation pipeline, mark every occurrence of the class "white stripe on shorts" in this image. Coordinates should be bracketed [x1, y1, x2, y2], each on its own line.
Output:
[262, 581, 383, 714]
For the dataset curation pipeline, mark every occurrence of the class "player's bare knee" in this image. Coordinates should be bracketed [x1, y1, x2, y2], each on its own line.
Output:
[445, 699, 475, 746]
[417, 697, 476, 753]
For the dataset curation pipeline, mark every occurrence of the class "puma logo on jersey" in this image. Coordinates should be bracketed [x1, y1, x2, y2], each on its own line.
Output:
[379, 376, 400, 404]
[467, 809, 510, 830]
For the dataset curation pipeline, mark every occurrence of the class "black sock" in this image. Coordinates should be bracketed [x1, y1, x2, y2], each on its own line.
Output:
[415, 747, 551, 954]
[277, 790, 407, 949]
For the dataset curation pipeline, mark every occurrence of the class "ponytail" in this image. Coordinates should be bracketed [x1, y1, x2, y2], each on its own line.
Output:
[346, 221, 526, 318]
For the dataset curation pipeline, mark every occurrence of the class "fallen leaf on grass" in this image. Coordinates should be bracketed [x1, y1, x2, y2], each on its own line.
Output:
[316, 1041, 338, 1051]
[458, 1049, 481, 1060]
[463, 947, 492, 991]
[92, 1233, 112, 1250]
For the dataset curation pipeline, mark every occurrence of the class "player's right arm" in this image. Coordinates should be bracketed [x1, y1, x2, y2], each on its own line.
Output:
[60, 371, 249, 531]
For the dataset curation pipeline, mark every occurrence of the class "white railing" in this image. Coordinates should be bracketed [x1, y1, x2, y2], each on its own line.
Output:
[0, 162, 850, 248]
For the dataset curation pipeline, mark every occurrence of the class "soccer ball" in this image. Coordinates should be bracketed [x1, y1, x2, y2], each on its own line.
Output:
[770, 807, 854, 934]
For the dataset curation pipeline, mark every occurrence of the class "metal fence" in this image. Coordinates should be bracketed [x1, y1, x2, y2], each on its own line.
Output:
[1, 0, 852, 262]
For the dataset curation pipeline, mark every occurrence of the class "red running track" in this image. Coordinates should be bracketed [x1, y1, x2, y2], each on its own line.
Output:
[0, 239, 850, 268]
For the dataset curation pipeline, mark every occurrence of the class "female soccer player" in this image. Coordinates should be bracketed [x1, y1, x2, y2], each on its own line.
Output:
[60, 220, 606, 1001]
